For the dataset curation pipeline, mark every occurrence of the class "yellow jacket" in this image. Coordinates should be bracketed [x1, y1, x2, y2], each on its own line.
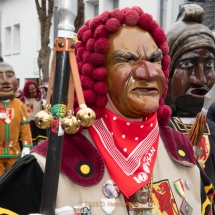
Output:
[0, 98, 32, 158]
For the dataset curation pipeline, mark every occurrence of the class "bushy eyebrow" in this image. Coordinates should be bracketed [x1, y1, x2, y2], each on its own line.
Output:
[0, 70, 14, 73]
[178, 53, 214, 62]
[110, 50, 140, 60]
[143, 46, 163, 61]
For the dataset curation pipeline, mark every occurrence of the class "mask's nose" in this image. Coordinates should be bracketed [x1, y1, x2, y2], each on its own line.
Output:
[133, 61, 159, 82]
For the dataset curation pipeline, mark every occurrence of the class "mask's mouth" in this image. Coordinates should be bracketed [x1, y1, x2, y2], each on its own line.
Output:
[132, 87, 158, 94]
[0, 85, 12, 91]
[186, 87, 208, 98]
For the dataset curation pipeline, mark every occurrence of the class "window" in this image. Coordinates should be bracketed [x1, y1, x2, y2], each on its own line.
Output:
[5, 26, 11, 55]
[94, 3, 99, 17]
[13, 24, 20, 54]
[113, 0, 119, 9]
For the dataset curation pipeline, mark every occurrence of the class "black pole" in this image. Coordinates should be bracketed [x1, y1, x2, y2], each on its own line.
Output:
[40, 51, 70, 215]
[39, 1, 77, 213]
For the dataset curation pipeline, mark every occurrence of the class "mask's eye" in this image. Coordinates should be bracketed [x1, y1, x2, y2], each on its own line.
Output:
[180, 61, 194, 69]
[205, 60, 214, 68]
[6, 71, 15, 78]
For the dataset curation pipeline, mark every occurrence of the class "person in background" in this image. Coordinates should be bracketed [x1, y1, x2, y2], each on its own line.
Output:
[166, 3, 215, 209]
[0, 57, 32, 176]
[21, 80, 47, 146]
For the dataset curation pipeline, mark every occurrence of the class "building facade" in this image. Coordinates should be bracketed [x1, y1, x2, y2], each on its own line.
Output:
[0, 0, 214, 88]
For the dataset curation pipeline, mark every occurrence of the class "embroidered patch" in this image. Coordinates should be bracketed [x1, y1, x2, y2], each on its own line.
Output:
[0, 108, 14, 124]
[196, 135, 210, 168]
[180, 198, 193, 215]
[26, 103, 34, 113]
[153, 180, 179, 215]
[76, 161, 93, 178]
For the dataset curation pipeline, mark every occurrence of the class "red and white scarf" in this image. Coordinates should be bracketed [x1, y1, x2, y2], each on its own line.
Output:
[88, 108, 159, 198]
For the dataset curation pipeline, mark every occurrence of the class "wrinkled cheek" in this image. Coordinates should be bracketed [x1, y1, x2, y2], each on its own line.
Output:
[11, 78, 18, 89]
[206, 72, 215, 88]
[171, 72, 188, 100]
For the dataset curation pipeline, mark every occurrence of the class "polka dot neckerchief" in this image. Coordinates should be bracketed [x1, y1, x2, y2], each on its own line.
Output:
[88, 108, 159, 198]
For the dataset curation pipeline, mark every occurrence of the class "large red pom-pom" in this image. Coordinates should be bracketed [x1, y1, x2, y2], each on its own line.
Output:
[162, 69, 169, 81]
[94, 81, 108, 95]
[85, 20, 90, 28]
[90, 53, 105, 67]
[138, 13, 153, 30]
[122, 7, 130, 13]
[86, 38, 96, 52]
[125, 10, 139, 26]
[82, 30, 93, 43]
[77, 25, 89, 41]
[82, 51, 91, 63]
[94, 25, 108, 39]
[111, 8, 125, 23]
[100, 10, 111, 23]
[83, 90, 97, 104]
[151, 20, 159, 29]
[80, 75, 95, 89]
[151, 28, 167, 45]
[73, 96, 78, 109]
[158, 105, 172, 126]
[159, 97, 164, 106]
[77, 46, 87, 58]
[82, 63, 95, 76]
[105, 18, 121, 34]
[89, 17, 102, 31]
[92, 107, 104, 119]
[162, 86, 168, 99]
[77, 61, 85, 74]
[159, 43, 169, 55]
[157, 105, 163, 117]
[131, 6, 144, 15]
[92, 67, 108, 81]
[76, 55, 81, 63]
[75, 41, 82, 49]
[94, 38, 109, 53]
[95, 95, 108, 108]
[162, 54, 170, 71]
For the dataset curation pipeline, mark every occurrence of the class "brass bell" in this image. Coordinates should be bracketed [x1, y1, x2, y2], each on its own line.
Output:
[61, 110, 80, 134]
[76, 104, 96, 127]
[35, 105, 53, 129]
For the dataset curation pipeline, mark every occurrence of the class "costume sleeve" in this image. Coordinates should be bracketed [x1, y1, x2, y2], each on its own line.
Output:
[20, 102, 33, 147]
[207, 102, 215, 124]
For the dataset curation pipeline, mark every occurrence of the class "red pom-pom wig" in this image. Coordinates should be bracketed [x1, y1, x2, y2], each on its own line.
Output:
[75, 6, 171, 125]
[23, 80, 42, 101]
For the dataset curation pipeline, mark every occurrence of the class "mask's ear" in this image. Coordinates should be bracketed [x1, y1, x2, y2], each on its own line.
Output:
[0, 56, 3, 62]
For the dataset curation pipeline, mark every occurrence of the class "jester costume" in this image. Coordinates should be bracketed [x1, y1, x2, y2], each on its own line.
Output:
[0, 58, 32, 176]
[22, 80, 47, 145]
[0, 5, 213, 215]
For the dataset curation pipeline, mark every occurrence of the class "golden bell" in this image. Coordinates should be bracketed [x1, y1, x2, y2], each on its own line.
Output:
[61, 115, 80, 134]
[35, 110, 53, 129]
[76, 104, 96, 127]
